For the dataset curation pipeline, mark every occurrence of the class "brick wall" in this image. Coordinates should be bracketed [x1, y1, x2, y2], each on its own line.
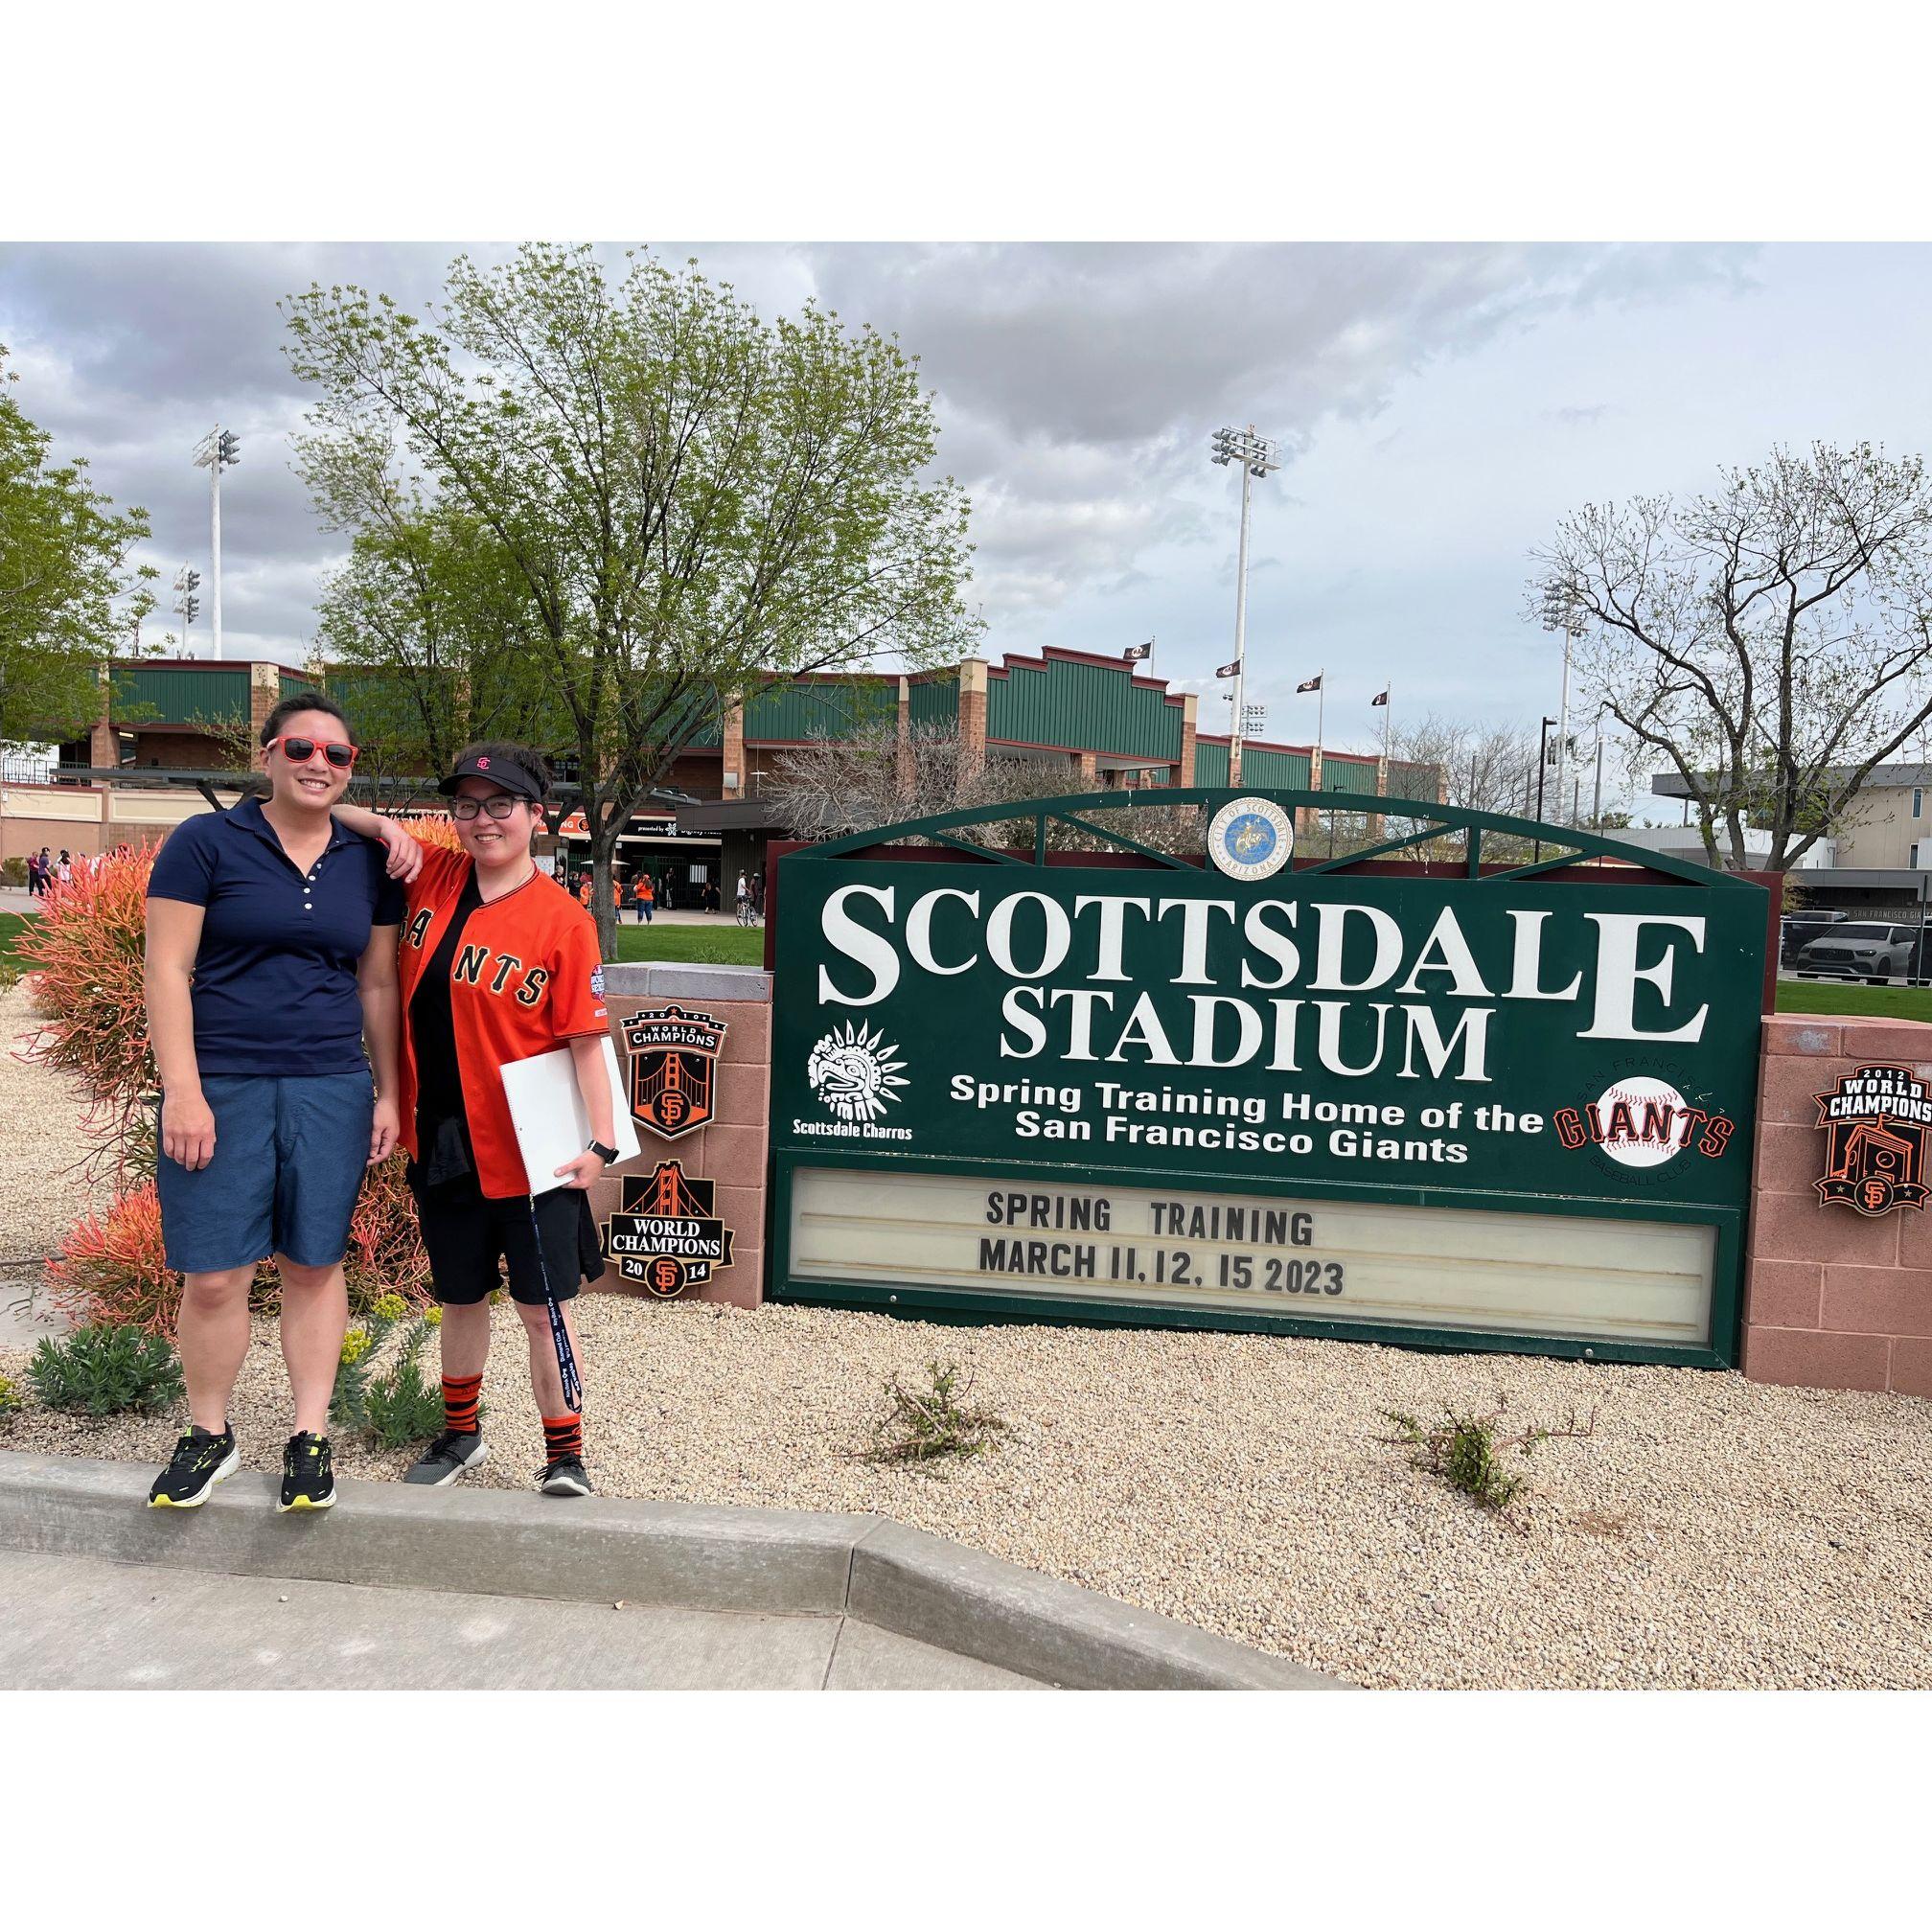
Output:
[1745, 1013, 1932, 1396]
[587, 964, 771, 1310]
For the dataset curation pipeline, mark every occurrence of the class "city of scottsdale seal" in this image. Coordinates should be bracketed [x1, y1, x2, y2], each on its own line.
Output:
[624, 1004, 727, 1139]
[601, 1161, 735, 1298]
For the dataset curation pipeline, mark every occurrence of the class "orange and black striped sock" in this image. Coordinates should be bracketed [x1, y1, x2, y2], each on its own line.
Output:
[443, 1372, 483, 1436]
[542, 1412, 583, 1463]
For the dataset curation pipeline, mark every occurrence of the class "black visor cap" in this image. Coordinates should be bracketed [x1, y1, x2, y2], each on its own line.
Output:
[437, 751, 544, 803]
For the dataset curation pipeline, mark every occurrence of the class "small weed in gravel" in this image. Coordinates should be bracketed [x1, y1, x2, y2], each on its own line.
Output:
[1380, 1397, 1596, 1514]
[0, 1371, 20, 1419]
[869, 1359, 1008, 1467]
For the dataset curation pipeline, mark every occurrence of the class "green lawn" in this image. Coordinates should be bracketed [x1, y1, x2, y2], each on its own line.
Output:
[610, 923, 766, 967]
[0, 911, 32, 964]
[1774, 978, 1932, 1023]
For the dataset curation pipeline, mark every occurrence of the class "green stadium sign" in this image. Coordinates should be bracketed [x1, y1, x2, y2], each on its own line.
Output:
[770, 791, 1767, 1366]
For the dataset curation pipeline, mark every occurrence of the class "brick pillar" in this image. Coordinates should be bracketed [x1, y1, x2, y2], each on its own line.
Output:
[895, 676, 913, 797]
[1370, 752, 1390, 840]
[957, 658, 988, 794]
[249, 663, 279, 745]
[1178, 693, 1197, 786]
[1075, 751, 1098, 786]
[1300, 746, 1324, 840]
[722, 702, 746, 799]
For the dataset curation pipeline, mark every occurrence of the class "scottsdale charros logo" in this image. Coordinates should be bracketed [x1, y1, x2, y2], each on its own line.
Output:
[1552, 1076, 1736, 1168]
[807, 1020, 908, 1124]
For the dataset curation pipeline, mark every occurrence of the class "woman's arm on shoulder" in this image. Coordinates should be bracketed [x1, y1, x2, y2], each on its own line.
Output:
[331, 801, 425, 886]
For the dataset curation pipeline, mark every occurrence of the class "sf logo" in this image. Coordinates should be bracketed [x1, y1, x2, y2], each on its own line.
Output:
[1862, 1177, 1895, 1213]
[646, 1255, 687, 1298]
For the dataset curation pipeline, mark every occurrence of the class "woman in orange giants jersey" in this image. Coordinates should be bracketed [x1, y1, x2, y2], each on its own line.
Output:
[334, 743, 614, 1497]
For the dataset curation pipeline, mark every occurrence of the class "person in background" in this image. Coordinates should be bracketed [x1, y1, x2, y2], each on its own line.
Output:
[736, 870, 749, 916]
[333, 743, 611, 1497]
[632, 871, 654, 924]
[611, 875, 624, 922]
[56, 850, 72, 886]
[143, 694, 415, 1512]
[24, 849, 44, 897]
[749, 870, 764, 918]
[575, 873, 593, 909]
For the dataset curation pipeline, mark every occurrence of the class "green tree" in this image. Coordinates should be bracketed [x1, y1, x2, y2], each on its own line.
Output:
[284, 246, 979, 952]
[0, 347, 155, 747]
[315, 507, 564, 796]
[1530, 442, 1932, 870]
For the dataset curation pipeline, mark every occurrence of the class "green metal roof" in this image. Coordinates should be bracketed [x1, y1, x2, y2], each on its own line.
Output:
[986, 653, 1183, 760]
[742, 679, 896, 743]
[110, 664, 250, 727]
[908, 676, 959, 731]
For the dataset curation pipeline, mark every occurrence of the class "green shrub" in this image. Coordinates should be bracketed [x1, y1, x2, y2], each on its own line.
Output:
[0, 1371, 21, 1418]
[0, 856, 26, 887]
[359, 1316, 452, 1449]
[28, 1323, 185, 1416]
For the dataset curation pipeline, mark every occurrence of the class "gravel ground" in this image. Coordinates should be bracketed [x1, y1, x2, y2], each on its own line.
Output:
[2, 978, 1929, 1690]
[0, 983, 110, 1344]
[4, 1293, 1929, 1690]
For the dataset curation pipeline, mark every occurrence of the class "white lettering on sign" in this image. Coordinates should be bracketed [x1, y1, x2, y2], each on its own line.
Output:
[815, 884, 1714, 1065]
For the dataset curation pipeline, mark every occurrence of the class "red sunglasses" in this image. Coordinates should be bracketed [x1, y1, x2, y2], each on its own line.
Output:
[266, 735, 358, 770]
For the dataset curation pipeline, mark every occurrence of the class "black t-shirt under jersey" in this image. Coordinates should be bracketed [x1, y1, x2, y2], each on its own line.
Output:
[409, 868, 483, 1183]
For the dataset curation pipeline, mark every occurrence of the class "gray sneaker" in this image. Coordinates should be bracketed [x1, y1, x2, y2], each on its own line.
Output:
[404, 1430, 488, 1486]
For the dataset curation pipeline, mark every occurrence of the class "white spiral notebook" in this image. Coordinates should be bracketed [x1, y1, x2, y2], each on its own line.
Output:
[499, 1039, 641, 1195]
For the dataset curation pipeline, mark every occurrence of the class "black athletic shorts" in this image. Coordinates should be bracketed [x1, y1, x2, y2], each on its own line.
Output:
[407, 1164, 607, 1307]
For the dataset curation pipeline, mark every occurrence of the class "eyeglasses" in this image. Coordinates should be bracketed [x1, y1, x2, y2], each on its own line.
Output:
[268, 735, 358, 770]
[449, 794, 526, 820]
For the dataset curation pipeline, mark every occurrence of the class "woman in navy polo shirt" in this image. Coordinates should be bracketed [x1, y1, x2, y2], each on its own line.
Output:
[143, 694, 421, 1514]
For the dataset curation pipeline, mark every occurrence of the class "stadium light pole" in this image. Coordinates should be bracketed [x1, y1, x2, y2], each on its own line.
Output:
[193, 426, 242, 659]
[1210, 424, 1280, 786]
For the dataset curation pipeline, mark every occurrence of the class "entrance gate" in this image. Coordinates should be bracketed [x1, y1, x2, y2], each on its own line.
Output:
[768, 789, 1768, 1366]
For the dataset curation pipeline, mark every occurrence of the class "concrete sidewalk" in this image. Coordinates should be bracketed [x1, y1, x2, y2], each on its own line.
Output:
[0, 1452, 1346, 1690]
[0, 1549, 1039, 1690]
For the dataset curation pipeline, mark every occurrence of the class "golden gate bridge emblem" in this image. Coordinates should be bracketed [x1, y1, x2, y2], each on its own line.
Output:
[623, 1004, 728, 1140]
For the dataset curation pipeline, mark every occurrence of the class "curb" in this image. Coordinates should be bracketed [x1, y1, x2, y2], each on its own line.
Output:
[0, 1451, 1345, 1690]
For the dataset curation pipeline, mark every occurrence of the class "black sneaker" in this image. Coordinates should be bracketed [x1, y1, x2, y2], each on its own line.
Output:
[404, 1430, 489, 1486]
[148, 1425, 239, 1508]
[538, 1454, 592, 1498]
[278, 1432, 335, 1512]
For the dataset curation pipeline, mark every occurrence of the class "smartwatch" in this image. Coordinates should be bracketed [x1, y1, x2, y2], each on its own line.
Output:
[586, 1138, 619, 1165]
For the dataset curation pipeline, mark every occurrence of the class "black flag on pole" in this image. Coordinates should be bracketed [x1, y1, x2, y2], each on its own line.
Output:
[1370, 689, 1389, 706]
[1297, 674, 1322, 693]
[1123, 640, 1153, 662]
[1216, 658, 1241, 679]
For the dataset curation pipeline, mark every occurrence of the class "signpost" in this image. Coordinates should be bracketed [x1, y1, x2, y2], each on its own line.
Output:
[770, 790, 1768, 1367]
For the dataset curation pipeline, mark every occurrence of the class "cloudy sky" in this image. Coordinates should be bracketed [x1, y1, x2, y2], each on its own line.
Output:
[5, 242, 1928, 800]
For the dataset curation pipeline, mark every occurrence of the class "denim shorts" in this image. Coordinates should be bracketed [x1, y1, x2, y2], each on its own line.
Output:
[156, 1072, 376, 1274]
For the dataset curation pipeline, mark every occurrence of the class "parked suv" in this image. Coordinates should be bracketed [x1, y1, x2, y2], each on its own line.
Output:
[1779, 910, 1849, 968]
[1794, 921, 1920, 983]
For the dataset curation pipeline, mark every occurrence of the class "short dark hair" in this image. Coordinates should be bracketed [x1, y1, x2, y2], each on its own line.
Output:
[260, 690, 356, 748]
[453, 740, 552, 801]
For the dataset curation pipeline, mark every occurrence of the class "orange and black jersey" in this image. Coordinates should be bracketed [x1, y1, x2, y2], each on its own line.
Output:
[397, 846, 610, 1199]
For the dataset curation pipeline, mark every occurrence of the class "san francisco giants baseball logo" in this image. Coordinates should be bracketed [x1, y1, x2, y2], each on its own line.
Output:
[1815, 1064, 1932, 1217]
[623, 1004, 728, 1140]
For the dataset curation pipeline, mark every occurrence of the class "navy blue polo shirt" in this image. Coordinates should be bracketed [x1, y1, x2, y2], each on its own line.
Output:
[148, 795, 405, 1077]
